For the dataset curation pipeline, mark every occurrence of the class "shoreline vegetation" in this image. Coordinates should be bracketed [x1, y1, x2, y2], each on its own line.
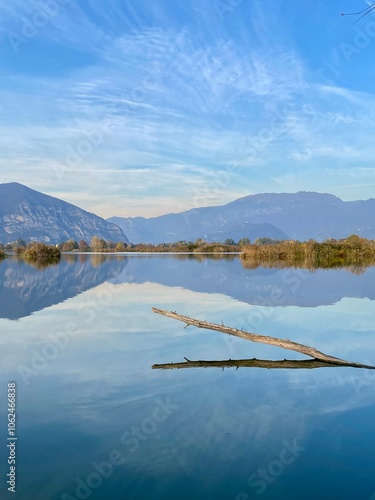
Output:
[12, 242, 61, 267]
[1, 234, 375, 270]
[241, 235, 375, 271]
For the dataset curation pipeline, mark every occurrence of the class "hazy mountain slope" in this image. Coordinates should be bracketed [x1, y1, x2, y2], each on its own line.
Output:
[109, 191, 375, 243]
[0, 182, 128, 244]
[205, 223, 289, 243]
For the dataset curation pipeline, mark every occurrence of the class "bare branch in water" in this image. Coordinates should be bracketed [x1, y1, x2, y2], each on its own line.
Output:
[153, 358, 375, 370]
[152, 308, 374, 369]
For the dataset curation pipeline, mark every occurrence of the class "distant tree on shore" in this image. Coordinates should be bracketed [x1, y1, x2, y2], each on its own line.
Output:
[195, 238, 206, 246]
[99, 238, 107, 250]
[224, 238, 235, 246]
[90, 236, 107, 252]
[238, 238, 250, 246]
[79, 240, 90, 252]
[115, 241, 128, 252]
[254, 237, 282, 245]
[61, 239, 78, 252]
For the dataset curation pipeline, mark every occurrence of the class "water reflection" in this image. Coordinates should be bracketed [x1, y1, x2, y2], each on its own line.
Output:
[1, 253, 375, 320]
[114, 254, 375, 307]
[0, 254, 375, 499]
[0, 254, 126, 320]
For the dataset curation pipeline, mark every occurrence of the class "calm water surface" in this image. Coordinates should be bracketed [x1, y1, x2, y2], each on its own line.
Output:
[0, 254, 375, 500]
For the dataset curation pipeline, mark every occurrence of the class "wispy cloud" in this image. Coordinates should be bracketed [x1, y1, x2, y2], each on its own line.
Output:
[1, 0, 375, 216]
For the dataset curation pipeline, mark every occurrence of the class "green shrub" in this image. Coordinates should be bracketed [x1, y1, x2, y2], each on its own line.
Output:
[21, 243, 61, 265]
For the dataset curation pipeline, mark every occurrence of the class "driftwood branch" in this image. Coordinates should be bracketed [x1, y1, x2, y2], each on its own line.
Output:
[153, 358, 375, 370]
[152, 308, 375, 369]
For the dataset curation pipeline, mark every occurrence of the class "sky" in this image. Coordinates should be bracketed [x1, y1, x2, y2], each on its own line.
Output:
[1, 0, 375, 218]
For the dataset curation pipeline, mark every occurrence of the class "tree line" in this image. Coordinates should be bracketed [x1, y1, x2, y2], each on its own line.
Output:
[55, 236, 250, 253]
[2, 235, 375, 271]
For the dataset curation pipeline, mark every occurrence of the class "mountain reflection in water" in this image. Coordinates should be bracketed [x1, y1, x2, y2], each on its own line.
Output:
[0, 254, 126, 320]
[1, 253, 375, 320]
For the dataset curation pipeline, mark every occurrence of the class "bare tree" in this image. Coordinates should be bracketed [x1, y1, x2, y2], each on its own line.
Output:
[341, 2, 375, 23]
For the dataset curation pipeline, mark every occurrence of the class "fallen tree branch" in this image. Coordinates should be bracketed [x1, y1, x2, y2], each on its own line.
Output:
[152, 358, 375, 370]
[152, 308, 375, 369]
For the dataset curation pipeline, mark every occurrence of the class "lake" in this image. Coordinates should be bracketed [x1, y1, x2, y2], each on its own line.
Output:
[1, 254, 375, 500]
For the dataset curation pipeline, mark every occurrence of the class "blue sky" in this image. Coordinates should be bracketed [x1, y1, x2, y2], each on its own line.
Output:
[1, 0, 375, 217]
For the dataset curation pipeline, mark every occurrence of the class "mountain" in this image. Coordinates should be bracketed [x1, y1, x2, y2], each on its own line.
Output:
[108, 191, 375, 243]
[204, 223, 288, 242]
[0, 182, 128, 244]
[3, 184, 374, 245]
[108, 215, 288, 244]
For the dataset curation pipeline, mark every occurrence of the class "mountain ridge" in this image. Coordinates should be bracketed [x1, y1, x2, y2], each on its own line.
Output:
[1, 183, 375, 245]
[0, 182, 128, 244]
[108, 191, 375, 243]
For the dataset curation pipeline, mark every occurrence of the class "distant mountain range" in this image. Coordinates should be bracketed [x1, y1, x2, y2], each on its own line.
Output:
[109, 191, 375, 243]
[109, 216, 289, 244]
[0, 182, 127, 244]
[1, 183, 375, 245]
